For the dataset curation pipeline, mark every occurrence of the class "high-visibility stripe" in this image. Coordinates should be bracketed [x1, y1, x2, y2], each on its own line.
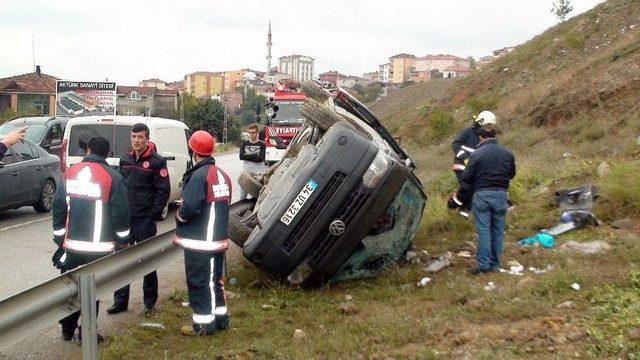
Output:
[176, 211, 187, 223]
[209, 257, 215, 320]
[461, 145, 475, 153]
[192, 314, 215, 324]
[116, 229, 130, 238]
[174, 237, 228, 252]
[93, 200, 103, 244]
[456, 150, 466, 158]
[453, 195, 463, 206]
[214, 306, 228, 315]
[53, 228, 66, 236]
[205, 203, 215, 242]
[64, 239, 115, 253]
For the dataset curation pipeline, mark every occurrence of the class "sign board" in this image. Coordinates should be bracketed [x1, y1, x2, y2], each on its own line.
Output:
[56, 81, 116, 116]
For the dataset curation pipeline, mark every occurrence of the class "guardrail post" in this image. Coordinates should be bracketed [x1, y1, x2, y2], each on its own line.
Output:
[80, 274, 98, 360]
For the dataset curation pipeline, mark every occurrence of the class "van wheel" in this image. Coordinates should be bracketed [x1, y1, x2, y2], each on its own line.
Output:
[300, 98, 342, 131]
[238, 170, 263, 199]
[229, 199, 256, 247]
[301, 81, 330, 102]
[34, 179, 56, 213]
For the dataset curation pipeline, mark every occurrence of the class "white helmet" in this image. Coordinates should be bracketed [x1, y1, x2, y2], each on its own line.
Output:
[474, 111, 497, 126]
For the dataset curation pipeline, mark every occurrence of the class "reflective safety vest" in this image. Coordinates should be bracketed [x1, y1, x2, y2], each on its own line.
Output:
[174, 159, 231, 253]
[53, 158, 131, 254]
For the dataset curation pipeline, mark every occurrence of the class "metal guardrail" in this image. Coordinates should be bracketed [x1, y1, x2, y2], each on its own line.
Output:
[0, 229, 181, 351]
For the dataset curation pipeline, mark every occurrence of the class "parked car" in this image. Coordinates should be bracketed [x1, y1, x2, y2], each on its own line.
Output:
[0, 137, 61, 213]
[0, 116, 70, 157]
[61, 116, 192, 218]
[231, 82, 427, 286]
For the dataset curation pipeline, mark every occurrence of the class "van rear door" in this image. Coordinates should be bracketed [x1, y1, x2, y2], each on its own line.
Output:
[67, 124, 132, 169]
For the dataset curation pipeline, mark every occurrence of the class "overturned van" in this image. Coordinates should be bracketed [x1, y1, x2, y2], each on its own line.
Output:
[230, 83, 426, 286]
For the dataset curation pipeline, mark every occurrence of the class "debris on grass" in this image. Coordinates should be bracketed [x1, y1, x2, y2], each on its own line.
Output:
[345, 294, 353, 301]
[518, 233, 555, 248]
[484, 282, 496, 291]
[138, 322, 165, 331]
[293, 329, 306, 340]
[181, 302, 189, 307]
[560, 240, 611, 254]
[571, 283, 581, 291]
[456, 250, 471, 258]
[425, 252, 453, 272]
[417, 277, 432, 287]
[338, 302, 358, 315]
[556, 300, 575, 309]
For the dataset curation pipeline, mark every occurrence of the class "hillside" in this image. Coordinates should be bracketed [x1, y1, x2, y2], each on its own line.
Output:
[102, 1, 640, 358]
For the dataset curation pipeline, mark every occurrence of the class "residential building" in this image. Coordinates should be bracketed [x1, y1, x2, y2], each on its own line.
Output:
[0, 67, 58, 117]
[443, 65, 471, 78]
[166, 80, 185, 93]
[139, 78, 167, 89]
[264, 71, 291, 85]
[409, 70, 431, 83]
[184, 72, 225, 98]
[389, 53, 415, 84]
[378, 63, 390, 83]
[318, 70, 346, 87]
[477, 56, 496, 67]
[214, 70, 246, 93]
[414, 54, 470, 73]
[337, 75, 366, 89]
[279, 55, 315, 82]
[363, 72, 379, 83]
[219, 91, 243, 112]
[116, 86, 179, 118]
[493, 46, 515, 57]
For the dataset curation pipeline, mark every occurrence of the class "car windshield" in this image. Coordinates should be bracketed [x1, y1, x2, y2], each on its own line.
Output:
[272, 101, 304, 124]
[0, 123, 47, 143]
[68, 124, 132, 158]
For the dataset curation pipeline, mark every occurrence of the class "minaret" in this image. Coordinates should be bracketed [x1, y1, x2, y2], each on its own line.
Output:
[266, 21, 272, 75]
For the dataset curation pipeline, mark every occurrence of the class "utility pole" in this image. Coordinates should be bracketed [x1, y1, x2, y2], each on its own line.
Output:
[223, 111, 228, 143]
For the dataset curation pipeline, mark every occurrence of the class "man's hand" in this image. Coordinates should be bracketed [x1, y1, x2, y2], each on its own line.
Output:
[1, 127, 27, 147]
[447, 192, 463, 209]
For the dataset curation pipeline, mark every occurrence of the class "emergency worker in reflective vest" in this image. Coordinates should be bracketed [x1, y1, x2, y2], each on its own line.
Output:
[52, 137, 131, 342]
[174, 130, 232, 336]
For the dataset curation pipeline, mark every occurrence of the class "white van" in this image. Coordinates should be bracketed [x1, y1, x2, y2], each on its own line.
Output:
[61, 116, 191, 216]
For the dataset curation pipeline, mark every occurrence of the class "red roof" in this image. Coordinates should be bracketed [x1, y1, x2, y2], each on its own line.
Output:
[117, 86, 157, 96]
[416, 54, 466, 61]
[390, 53, 415, 59]
[444, 65, 471, 72]
[319, 70, 347, 77]
[0, 72, 59, 94]
[156, 89, 179, 96]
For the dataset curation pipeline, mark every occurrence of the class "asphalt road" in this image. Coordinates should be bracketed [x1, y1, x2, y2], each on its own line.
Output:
[0, 150, 243, 360]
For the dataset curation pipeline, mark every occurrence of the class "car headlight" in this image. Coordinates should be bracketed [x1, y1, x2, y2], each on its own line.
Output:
[362, 151, 392, 188]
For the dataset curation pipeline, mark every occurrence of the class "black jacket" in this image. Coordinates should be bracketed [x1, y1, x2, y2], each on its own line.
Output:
[119, 144, 171, 220]
[451, 124, 480, 166]
[174, 157, 231, 253]
[52, 154, 131, 254]
[458, 138, 516, 202]
[239, 140, 266, 163]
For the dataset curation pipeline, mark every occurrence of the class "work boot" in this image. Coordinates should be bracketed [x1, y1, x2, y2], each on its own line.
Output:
[468, 267, 491, 275]
[61, 329, 75, 341]
[106, 303, 128, 315]
[143, 304, 155, 315]
[215, 314, 230, 330]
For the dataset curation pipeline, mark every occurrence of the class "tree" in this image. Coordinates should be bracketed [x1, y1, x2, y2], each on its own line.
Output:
[235, 86, 267, 125]
[551, 0, 573, 22]
[466, 56, 477, 70]
[182, 94, 237, 141]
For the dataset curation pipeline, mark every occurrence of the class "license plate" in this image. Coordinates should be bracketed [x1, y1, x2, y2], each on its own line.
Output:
[281, 180, 318, 226]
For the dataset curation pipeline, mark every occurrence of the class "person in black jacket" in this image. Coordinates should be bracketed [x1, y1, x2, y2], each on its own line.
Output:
[451, 111, 496, 183]
[238, 123, 266, 199]
[449, 124, 516, 275]
[52, 137, 131, 341]
[0, 126, 26, 158]
[174, 130, 232, 336]
[107, 123, 170, 315]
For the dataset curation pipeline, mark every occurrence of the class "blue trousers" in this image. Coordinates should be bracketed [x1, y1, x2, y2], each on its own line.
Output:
[184, 250, 228, 334]
[472, 189, 508, 270]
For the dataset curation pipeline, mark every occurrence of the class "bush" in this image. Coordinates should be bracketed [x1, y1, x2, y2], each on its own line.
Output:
[597, 161, 640, 218]
[564, 31, 585, 50]
[466, 91, 499, 114]
[427, 110, 455, 139]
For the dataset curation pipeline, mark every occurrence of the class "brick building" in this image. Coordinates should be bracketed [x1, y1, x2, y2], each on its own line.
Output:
[116, 86, 179, 118]
[0, 67, 58, 117]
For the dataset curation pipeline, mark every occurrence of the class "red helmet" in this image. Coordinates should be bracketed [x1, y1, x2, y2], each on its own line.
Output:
[188, 130, 214, 156]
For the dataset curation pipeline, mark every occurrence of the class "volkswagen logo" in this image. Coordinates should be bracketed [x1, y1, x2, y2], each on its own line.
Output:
[329, 220, 345, 236]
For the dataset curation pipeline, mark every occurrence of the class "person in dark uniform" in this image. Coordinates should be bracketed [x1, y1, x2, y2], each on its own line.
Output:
[52, 137, 131, 341]
[107, 123, 170, 315]
[451, 111, 497, 183]
[449, 124, 516, 275]
[173, 130, 232, 336]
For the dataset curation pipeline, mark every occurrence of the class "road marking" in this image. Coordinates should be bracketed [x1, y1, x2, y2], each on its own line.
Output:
[0, 216, 51, 233]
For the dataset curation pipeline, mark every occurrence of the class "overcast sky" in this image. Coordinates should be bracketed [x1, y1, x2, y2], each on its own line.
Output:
[1, 0, 604, 85]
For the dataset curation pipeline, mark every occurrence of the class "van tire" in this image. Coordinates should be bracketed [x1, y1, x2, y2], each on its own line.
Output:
[301, 81, 330, 102]
[229, 199, 256, 247]
[300, 98, 341, 131]
[238, 170, 263, 199]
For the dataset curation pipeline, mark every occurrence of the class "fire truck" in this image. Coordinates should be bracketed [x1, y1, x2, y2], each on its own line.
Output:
[263, 83, 307, 163]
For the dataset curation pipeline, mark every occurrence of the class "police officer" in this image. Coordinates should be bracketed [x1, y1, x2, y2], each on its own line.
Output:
[451, 111, 497, 183]
[449, 124, 516, 275]
[52, 137, 130, 341]
[107, 123, 170, 315]
[173, 130, 232, 336]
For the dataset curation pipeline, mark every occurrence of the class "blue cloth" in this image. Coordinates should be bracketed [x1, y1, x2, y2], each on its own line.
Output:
[518, 233, 555, 248]
[472, 189, 508, 270]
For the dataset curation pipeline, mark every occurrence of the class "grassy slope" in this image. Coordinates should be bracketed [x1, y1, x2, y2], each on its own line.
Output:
[103, 1, 640, 358]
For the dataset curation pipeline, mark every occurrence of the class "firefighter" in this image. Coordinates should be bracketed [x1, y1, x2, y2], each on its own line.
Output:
[451, 111, 497, 183]
[108, 123, 170, 315]
[52, 137, 130, 341]
[174, 130, 232, 336]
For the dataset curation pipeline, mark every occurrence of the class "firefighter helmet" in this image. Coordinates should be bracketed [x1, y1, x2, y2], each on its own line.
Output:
[474, 111, 497, 126]
[188, 131, 215, 156]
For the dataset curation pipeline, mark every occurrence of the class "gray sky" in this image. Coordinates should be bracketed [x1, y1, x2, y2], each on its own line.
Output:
[1, 0, 604, 85]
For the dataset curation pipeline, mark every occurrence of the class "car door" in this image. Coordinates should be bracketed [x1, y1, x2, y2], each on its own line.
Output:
[0, 148, 18, 208]
[11, 141, 41, 204]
